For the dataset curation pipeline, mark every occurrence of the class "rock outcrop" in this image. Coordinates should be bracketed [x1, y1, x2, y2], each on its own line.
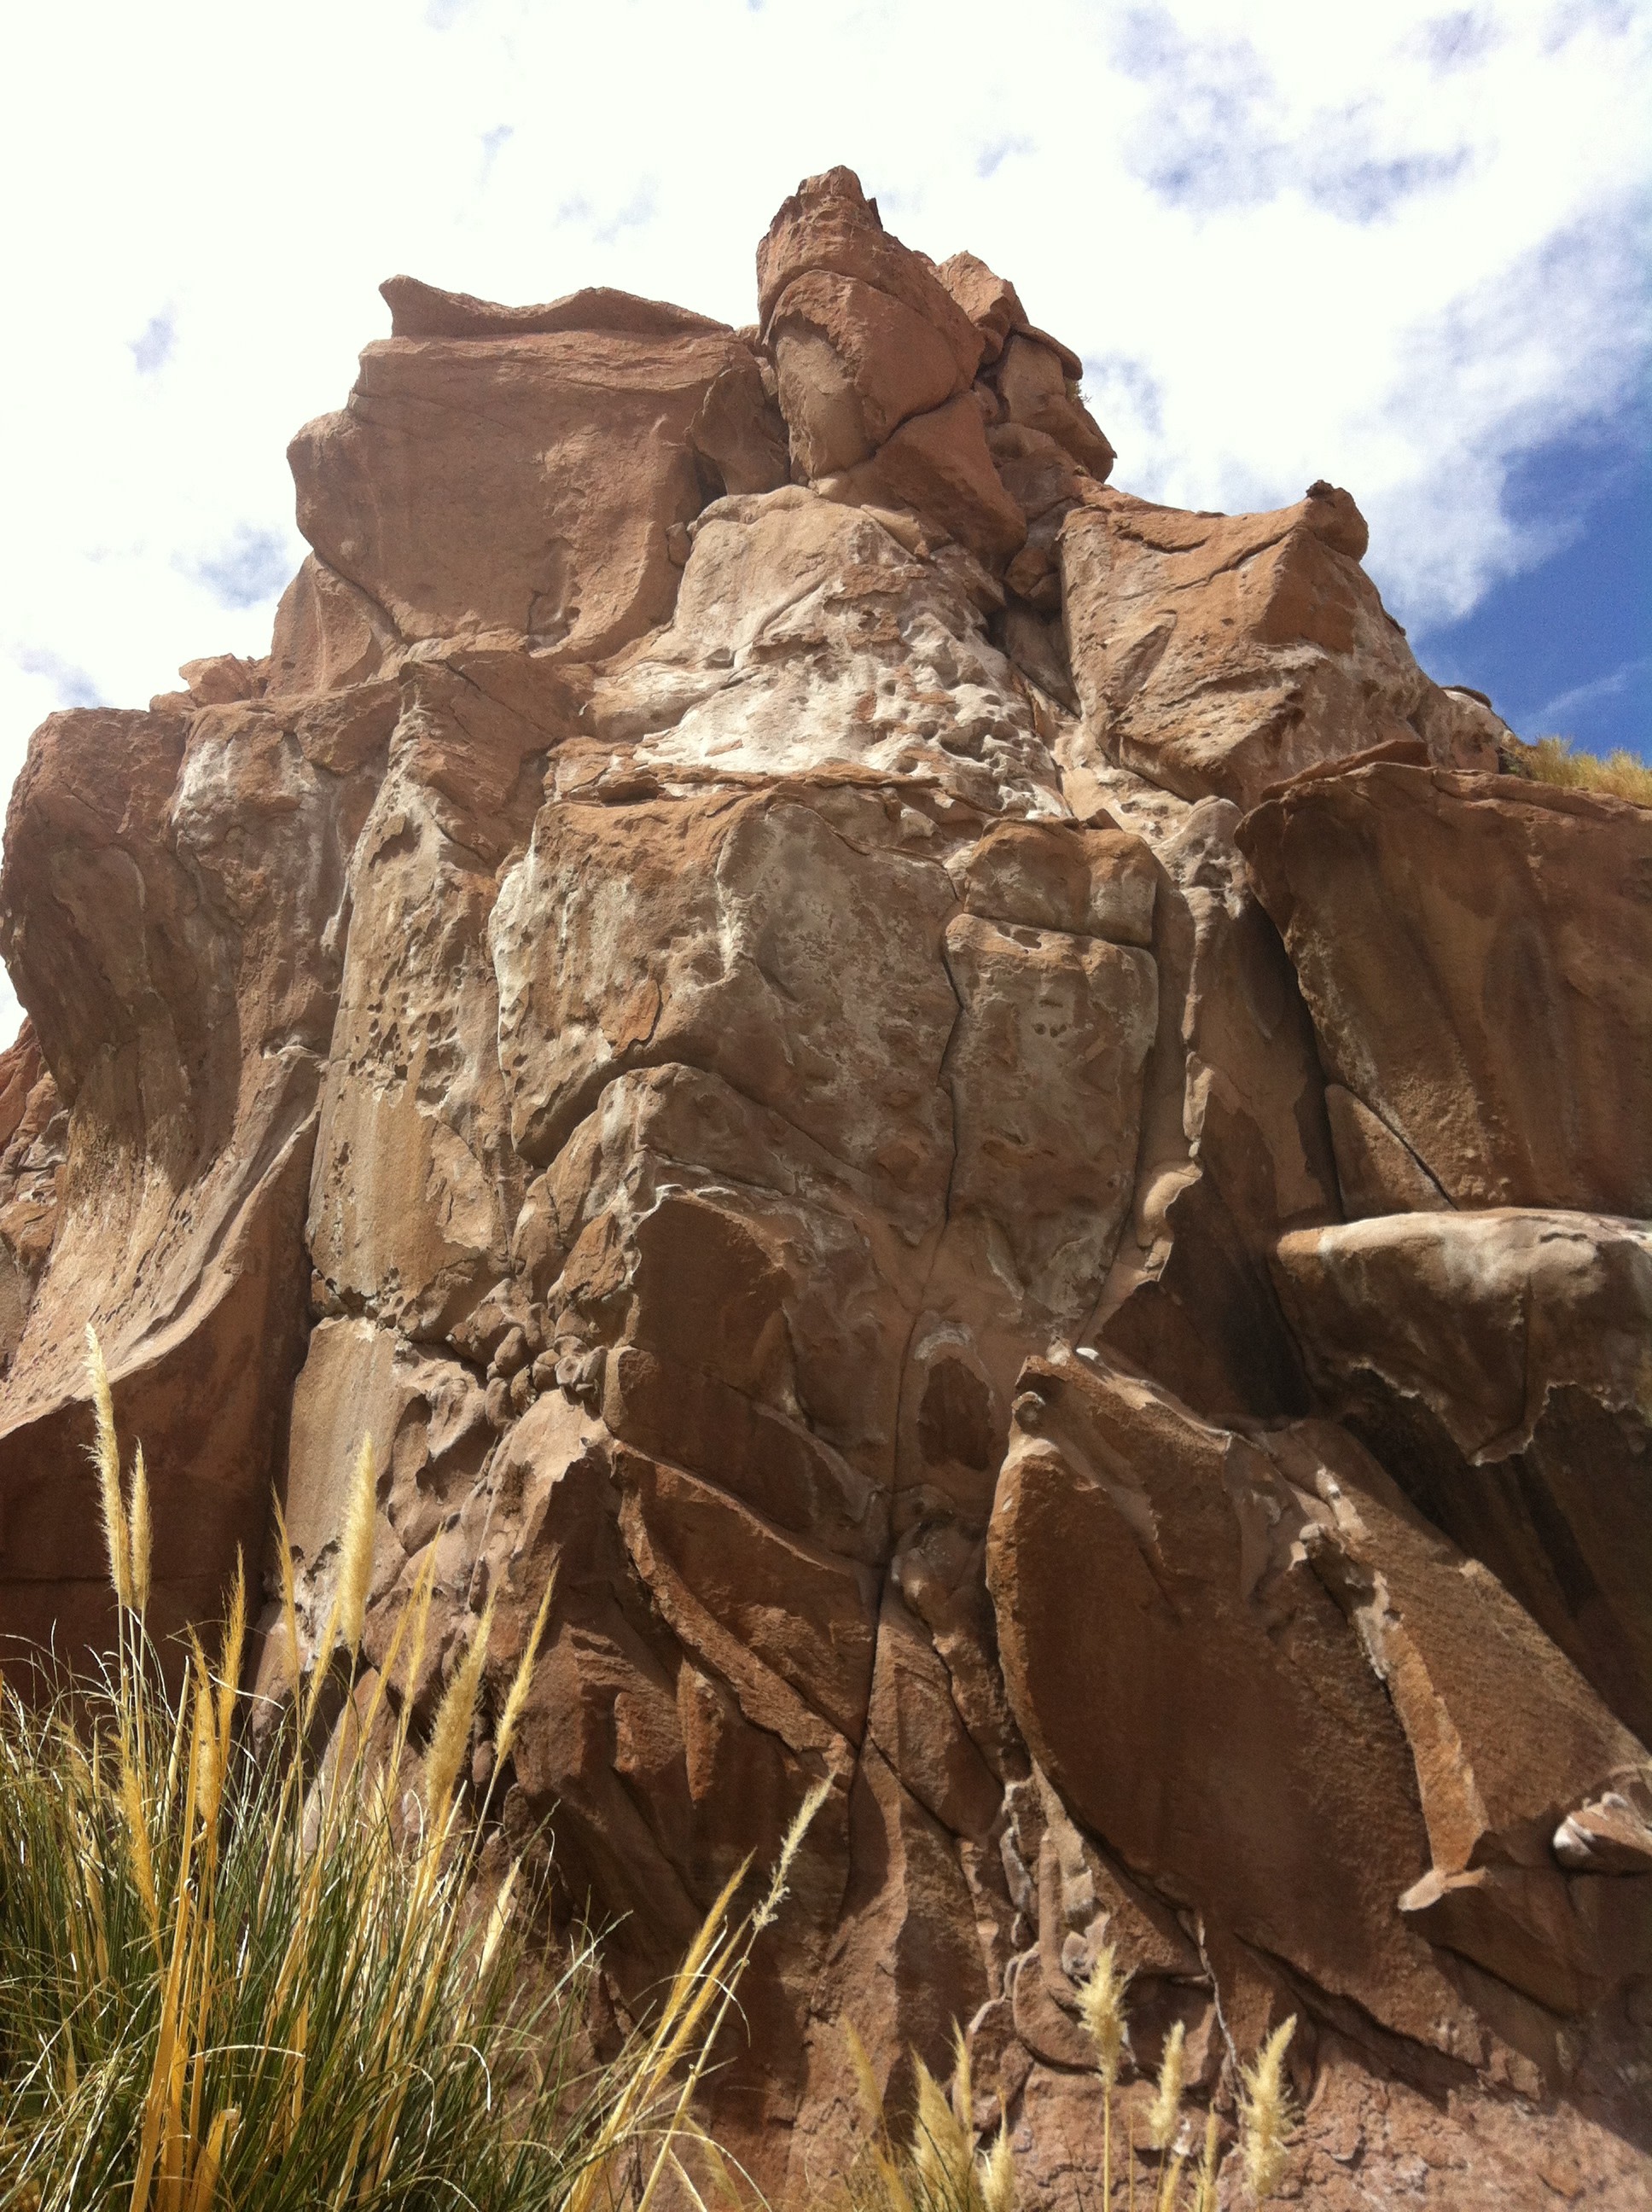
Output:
[3, 170, 1648, 2208]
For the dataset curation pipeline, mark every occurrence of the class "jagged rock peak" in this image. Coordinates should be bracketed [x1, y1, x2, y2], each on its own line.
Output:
[1, 166, 1648, 2210]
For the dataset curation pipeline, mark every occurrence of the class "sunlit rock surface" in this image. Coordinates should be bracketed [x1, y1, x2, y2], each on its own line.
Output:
[3, 166, 1648, 2209]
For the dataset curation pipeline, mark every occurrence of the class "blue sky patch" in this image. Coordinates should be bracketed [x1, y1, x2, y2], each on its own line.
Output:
[1416, 435, 1651, 760]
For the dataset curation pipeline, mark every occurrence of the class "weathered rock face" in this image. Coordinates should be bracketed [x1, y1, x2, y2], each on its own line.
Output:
[3, 170, 1649, 2208]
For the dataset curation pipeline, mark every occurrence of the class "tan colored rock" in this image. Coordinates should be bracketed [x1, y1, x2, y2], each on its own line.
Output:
[987, 1348, 1482, 2057]
[0, 1022, 63, 1376]
[1079, 784, 1341, 1424]
[825, 392, 1027, 562]
[1273, 1210, 1652, 1742]
[991, 332, 1114, 479]
[178, 652, 266, 705]
[684, 350, 790, 495]
[1399, 1862, 1652, 2016]
[492, 784, 963, 1185]
[1238, 760, 1652, 1214]
[1553, 1772, 1652, 1873]
[940, 912, 1155, 1321]
[289, 321, 753, 662]
[771, 270, 966, 475]
[0, 696, 352, 1678]
[757, 166, 983, 384]
[949, 818, 1155, 944]
[1264, 1420, 1650, 1947]
[1062, 485, 1442, 809]
[268, 556, 395, 695]
[3, 172, 1648, 2209]
[381, 271, 731, 341]
[756, 171, 1042, 565]
[587, 486, 1058, 811]
[1323, 1081, 1452, 1217]
[933, 250, 1027, 364]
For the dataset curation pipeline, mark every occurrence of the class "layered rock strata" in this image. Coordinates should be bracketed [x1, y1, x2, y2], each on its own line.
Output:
[3, 167, 1649, 2207]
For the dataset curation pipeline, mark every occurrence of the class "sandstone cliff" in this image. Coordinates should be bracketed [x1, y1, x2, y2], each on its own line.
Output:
[2, 167, 1649, 2206]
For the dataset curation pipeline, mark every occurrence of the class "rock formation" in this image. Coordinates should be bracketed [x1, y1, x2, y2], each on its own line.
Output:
[3, 166, 1649, 2205]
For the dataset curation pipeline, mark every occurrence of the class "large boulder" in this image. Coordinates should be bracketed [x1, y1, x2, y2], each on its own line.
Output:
[3, 168, 1647, 2209]
[1061, 487, 1500, 810]
[288, 309, 775, 667]
[1237, 760, 1652, 1216]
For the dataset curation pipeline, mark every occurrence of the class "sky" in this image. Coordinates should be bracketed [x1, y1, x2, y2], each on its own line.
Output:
[1, 0, 1648, 1041]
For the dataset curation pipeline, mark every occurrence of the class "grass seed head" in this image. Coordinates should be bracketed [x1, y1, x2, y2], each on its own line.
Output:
[85, 1324, 131, 1611]
[479, 1854, 522, 1979]
[1079, 1942, 1131, 2091]
[1239, 2016, 1298, 2203]
[1147, 2018, 1185, 2151]
[423, 1596, 494, 1833]
[493, 1568, 556, 1771]
[977, 2122, 1016, 2212]
[119, 1755, 159, 1936]
[336, 1435, 377, 1662]
[910, 2056, 973, 2203]
[129, 1441, 153, 1618]
[1191, 2109, 1221, 2212]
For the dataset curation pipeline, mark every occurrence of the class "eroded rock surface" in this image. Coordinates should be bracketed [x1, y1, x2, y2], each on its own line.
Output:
[3, 168, 1648, 2208]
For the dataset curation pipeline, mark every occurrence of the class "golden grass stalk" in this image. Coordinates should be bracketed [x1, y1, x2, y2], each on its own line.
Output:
[215, 1556, 246, 1778]
[183, 2104, 238, 2212]
[15, 1371, 814, 2212]
[976, 2122, 1016, 2212]
[910, 2057, 972, 2204]
[128, 1443, 153, 1620]
[477, 1856, 521, 1982]
[335, 1435, 377, 1662]
[1237, 2016, 1297, 2203]
[272, 1498, 302, 1693]
[85, 1324, 131, 1613]
[628, 1777, 829, 2212]
[1079, 1944, 1131, 2093]
[493, 1568, 556, 1771]
[387, 1546, 439, 1775]
[422, 1597, 494, 1837]
[119, 1755, 159, 1943]
[296, 1435, 378, 1740]
[1190, 2110, 1221, 2212]
[1079, 1941, 1131, 2211]
[1147, 2019, 1184, 2153]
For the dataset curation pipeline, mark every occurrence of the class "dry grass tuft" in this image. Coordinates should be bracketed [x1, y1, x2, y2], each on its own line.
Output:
[1237, 2016, 1298, 2203]
[837, 1944, 1299, 2212]
[0, 1345, 820, 2212]
[15, 1344, 1319, 2210]
[1506, 734, 1652, 806]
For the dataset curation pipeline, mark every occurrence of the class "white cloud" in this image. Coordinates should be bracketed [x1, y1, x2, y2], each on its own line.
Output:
[1534, 655, 1652, 728]
[0, 0, 1647, 1041]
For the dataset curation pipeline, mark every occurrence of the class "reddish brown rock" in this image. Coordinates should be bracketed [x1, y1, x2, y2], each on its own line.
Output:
[289, 323, 759, 663]
[381, 272, 731, 342]
[826, 391, 1029, 563]
[933, 249, 1027, 364]
[989, 331, 1114, 479]
[1238, 760, 1652, 1216]
[0, 1022, 63, 1376]
[770, 270, 967, 475]
[1273, 1211, 1652, 1743]
[1060, 485, 1480, 808]
[757, 167, 983, 381]
[987, 1349, 1484, 2059]
[3, 171, 1647, 2210]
